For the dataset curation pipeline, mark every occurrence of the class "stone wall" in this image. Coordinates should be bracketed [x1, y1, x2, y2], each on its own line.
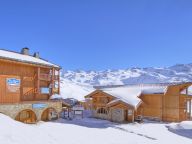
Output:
[0, 101, 62, 121]
[93, 110, 110, 120]
[93, 108, 125, 123]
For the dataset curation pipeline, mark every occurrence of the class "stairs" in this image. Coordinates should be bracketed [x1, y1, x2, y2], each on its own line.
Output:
[23, 88, 38, 97]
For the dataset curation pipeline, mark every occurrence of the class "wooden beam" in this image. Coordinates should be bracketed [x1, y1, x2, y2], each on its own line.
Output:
[51, 68, 55, 95]
[35, 67, 40, 99]
[20, 76, 23, 101]
[58, 70, 60, 95]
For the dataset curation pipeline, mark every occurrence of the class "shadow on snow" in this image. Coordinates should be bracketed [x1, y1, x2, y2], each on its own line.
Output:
[167, 126, 192, 139]
[54, 117, 157, 141]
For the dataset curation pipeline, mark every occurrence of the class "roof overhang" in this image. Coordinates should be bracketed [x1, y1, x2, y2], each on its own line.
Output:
[0, 57, 61, 69]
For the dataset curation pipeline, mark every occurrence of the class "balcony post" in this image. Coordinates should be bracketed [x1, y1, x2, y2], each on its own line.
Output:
[58, 69, 60, 94]
[51, 67, 55, 95]
[35, 67, 40, 100]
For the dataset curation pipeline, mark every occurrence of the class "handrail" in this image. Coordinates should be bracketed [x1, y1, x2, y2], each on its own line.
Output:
[23, 88, 38, 96]
[40, 73, 59, 81]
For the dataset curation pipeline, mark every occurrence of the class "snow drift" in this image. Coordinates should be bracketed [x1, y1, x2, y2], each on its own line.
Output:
[169, 121, 192, 130]
[0, 113, 192, 144]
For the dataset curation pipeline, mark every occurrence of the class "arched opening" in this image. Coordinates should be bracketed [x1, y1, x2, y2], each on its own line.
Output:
[41, 108, 58, 121]
[15, 109, 37, 124]
[97, 108, 108, 115]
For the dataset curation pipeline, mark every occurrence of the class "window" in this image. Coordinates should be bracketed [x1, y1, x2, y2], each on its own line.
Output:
[41, 87, 50, 94]
[97, 108, 108, 114]
[128, 110, 133, 116]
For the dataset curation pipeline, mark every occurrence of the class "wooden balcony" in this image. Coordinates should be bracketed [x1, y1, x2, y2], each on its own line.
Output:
[39, 74, 59, 81]
[40, 74, 51, 81]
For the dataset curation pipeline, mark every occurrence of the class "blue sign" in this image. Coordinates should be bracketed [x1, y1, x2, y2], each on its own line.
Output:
[7, 78, 20, 86]
[32, 103, 48, 109]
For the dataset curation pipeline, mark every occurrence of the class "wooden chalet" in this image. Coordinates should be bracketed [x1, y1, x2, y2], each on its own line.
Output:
[85, 83, 192, 123]
[0, 48, 62, 123]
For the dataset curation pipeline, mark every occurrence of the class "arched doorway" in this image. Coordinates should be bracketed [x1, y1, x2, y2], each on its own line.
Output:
[41, 108, 58, 121]
[15, 109, 37, 124]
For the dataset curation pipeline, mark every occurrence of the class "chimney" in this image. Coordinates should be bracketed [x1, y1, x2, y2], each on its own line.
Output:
[33, 52, 40, 58]
[21, 47, 29, 55]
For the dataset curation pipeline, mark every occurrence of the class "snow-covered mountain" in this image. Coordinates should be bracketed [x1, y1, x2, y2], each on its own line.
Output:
[62, 63, 192, 86]
[59, 77, 94, 101]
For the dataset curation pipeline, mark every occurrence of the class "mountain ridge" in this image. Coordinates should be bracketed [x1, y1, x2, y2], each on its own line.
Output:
[61, 63, 192, 86]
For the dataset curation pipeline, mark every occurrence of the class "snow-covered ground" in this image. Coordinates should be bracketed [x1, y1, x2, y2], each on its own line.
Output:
[0, 113, 192, 144]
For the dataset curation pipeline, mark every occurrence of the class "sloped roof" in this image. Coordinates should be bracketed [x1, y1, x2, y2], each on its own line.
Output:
[106, 99, 135, 108]
[0, 49, 60, 68]
[101, 84, 168, 108]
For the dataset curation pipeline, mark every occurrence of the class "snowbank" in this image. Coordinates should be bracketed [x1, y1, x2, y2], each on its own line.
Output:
[179, 121, 192, 130]
[0, 113, 192, 144]
[50, 94, 63, 100]
[169, 121, 192, 130]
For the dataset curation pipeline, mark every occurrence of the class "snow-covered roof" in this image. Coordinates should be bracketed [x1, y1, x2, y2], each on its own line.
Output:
[101, 84, 168, 108]
[50, 94, 63, 100]
[0, 49, 60, 68]
[106, 99, 135, 108]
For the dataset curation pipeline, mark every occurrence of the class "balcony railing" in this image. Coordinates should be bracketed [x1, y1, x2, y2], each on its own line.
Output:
[40, 74, 51, 81]
[39, 74, 60, 81]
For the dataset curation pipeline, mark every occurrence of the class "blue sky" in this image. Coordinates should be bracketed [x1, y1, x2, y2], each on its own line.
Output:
[0, 0, 192, 70]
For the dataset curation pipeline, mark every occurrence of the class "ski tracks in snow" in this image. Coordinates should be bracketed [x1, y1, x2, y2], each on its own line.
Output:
[112, 126, 157, 141]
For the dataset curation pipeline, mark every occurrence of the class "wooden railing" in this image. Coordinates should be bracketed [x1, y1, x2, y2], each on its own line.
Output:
[23, 88, 38, 96]
[40, 74, 59, 81]
[40, 74, 51, 81]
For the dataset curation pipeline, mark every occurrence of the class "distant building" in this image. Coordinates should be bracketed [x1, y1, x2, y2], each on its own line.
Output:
[0, 48, 62, 123]
[85, 83, 192, 123]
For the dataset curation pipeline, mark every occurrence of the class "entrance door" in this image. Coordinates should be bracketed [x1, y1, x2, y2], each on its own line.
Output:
[126, 109, 134, 122]
[15, 110, 37, 123]
[186, 99, 192, 120]
[41, 108, 58, 121]
[111, 108, 125, 122]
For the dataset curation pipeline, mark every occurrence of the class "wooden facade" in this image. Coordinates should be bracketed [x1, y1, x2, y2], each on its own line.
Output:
[0, 57, 60, 103]
[85, 90, 135, 123]
[138, 83, 192, 122]
[85, 83, 192, 123]
[0, 48, 62, 123]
